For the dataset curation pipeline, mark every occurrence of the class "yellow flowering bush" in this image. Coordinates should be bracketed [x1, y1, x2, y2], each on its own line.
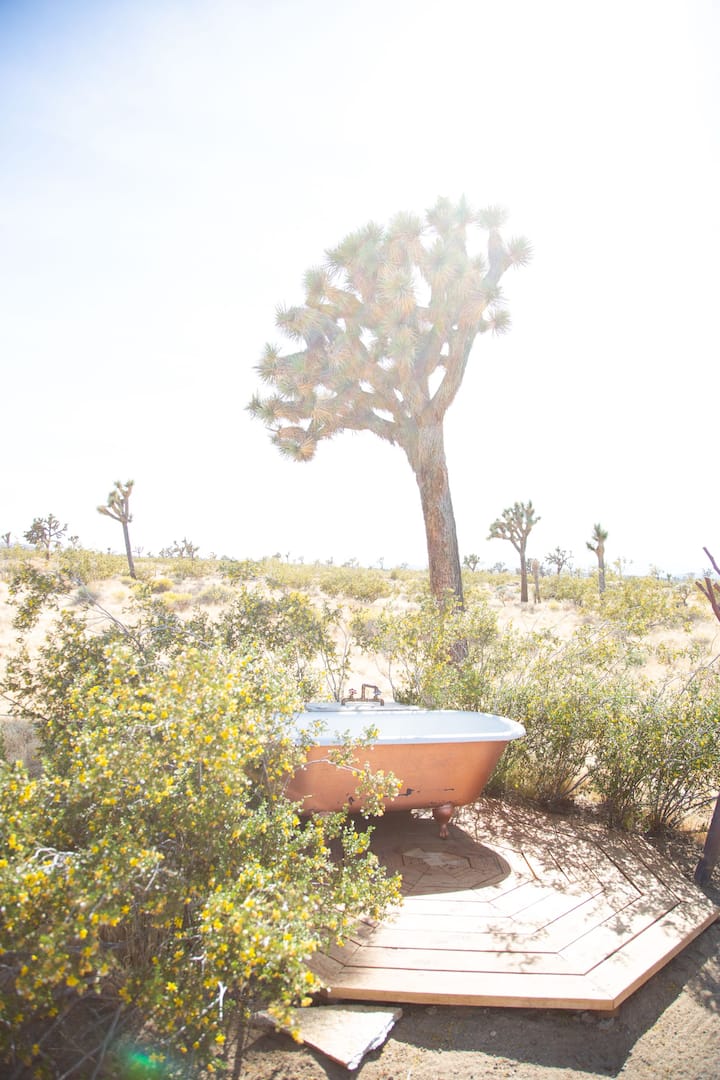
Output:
[0, 576, 400, 1076]
[216, 586, 349, 701]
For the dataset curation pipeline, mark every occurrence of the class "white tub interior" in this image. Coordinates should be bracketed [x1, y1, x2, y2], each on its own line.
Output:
[293, 705, 526, 745]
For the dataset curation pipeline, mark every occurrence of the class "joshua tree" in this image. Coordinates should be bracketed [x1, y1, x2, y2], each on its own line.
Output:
[172, 538, 200, 560]
[463, 553, 481, 572]
[248, 197, 530, 605]
[586, 522, 609, 594]
[545, 546, 572, 575]
[98, 480, 136, 579]
[488, 501, 540, 603]
[24, 513, 67, 560]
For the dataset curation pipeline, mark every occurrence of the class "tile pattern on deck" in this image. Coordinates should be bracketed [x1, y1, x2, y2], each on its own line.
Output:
[312, 802, 719, 1011]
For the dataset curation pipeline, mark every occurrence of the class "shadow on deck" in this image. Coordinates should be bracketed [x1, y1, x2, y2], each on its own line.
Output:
[311, 802, 719, 1012]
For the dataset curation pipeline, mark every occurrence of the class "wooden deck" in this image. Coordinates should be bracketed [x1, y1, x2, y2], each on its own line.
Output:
[311, 802, 719, 1011]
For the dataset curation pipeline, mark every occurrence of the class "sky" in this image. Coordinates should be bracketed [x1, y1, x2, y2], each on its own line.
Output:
[1, 0, 718, 577]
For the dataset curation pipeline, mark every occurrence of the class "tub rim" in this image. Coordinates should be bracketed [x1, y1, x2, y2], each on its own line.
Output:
[292, 707, 526, 746]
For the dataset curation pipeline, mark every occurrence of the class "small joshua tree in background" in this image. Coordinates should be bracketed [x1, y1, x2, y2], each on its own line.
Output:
[24, 513, 67, 561]
[587, 522, 608, 595]
[488, 501, 540, 603]
[97, 480, 136, 579]
[545, 546, 573, 575]
[173, 538, 200, 560]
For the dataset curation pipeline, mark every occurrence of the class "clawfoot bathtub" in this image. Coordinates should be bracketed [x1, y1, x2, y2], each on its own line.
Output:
[285, 701, 525, 837]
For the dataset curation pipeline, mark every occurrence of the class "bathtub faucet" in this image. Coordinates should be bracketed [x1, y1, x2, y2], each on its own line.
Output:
[341, 683, 385, 706]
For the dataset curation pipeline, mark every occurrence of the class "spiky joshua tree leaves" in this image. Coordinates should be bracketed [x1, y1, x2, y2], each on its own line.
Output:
[248, 197, 531, 604]
[488, 500, 540, 603]
[97, 480, 136, 579]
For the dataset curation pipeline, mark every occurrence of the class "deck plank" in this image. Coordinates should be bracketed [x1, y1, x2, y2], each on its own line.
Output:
[318, 966, 615, 1010]
[311, 807, 719, 1010]
[343, 944, 576, 975]
[582, 899, 719, 1003]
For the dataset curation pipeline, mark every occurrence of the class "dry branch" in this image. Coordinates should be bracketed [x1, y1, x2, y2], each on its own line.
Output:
[695, 547, 720, 623]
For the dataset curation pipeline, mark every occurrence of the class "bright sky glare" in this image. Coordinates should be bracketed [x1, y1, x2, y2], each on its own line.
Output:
[1, 0, 718, 576]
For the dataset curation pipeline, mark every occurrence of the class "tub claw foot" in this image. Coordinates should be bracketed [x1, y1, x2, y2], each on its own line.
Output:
[432, 803, 454, 839]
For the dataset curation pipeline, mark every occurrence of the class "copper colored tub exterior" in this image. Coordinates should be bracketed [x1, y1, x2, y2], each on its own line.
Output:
[285, 707, 525, 827]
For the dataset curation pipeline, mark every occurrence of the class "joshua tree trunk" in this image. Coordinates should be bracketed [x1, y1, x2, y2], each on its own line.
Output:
[97, 480, 137, 580]
[587, 524, 608, 596]
[407, 421, 463, 606]
[121, 521, 136, 579]
[532, 558, 541, 604]
[519, 552, 529, 603]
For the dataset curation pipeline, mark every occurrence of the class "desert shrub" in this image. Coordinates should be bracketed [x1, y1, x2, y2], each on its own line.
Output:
[163, 557, 208, 581]
[591, 667, 720, 830]
[147, 576, 174, 593]
[3, 611, 134, 762]
[217, 588, 348, 702]
[8, 563, 82, 632]
[7, 557, 127, 632]
[317, 567, 392, 603]
[0, 546, 32, 582]
[60, 548, 128, 582]
[219, 558, 262, 583]
[159, 591, 194, 611]
[593, 576, 690, 635]
[261, 560, 320, 592]
[353, 593, 515, 710]
[69, 584, 101, 606]
[194, 583, 235, 606]
[379, 576, 425, 604]
[0, 717, 38, 774]
[488, 629, 634, 805]
[474, 569, 514, 587]
[653, 639, 710, 669]
[541, 572, 595, 607]
[0, 624, 399, 1075]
